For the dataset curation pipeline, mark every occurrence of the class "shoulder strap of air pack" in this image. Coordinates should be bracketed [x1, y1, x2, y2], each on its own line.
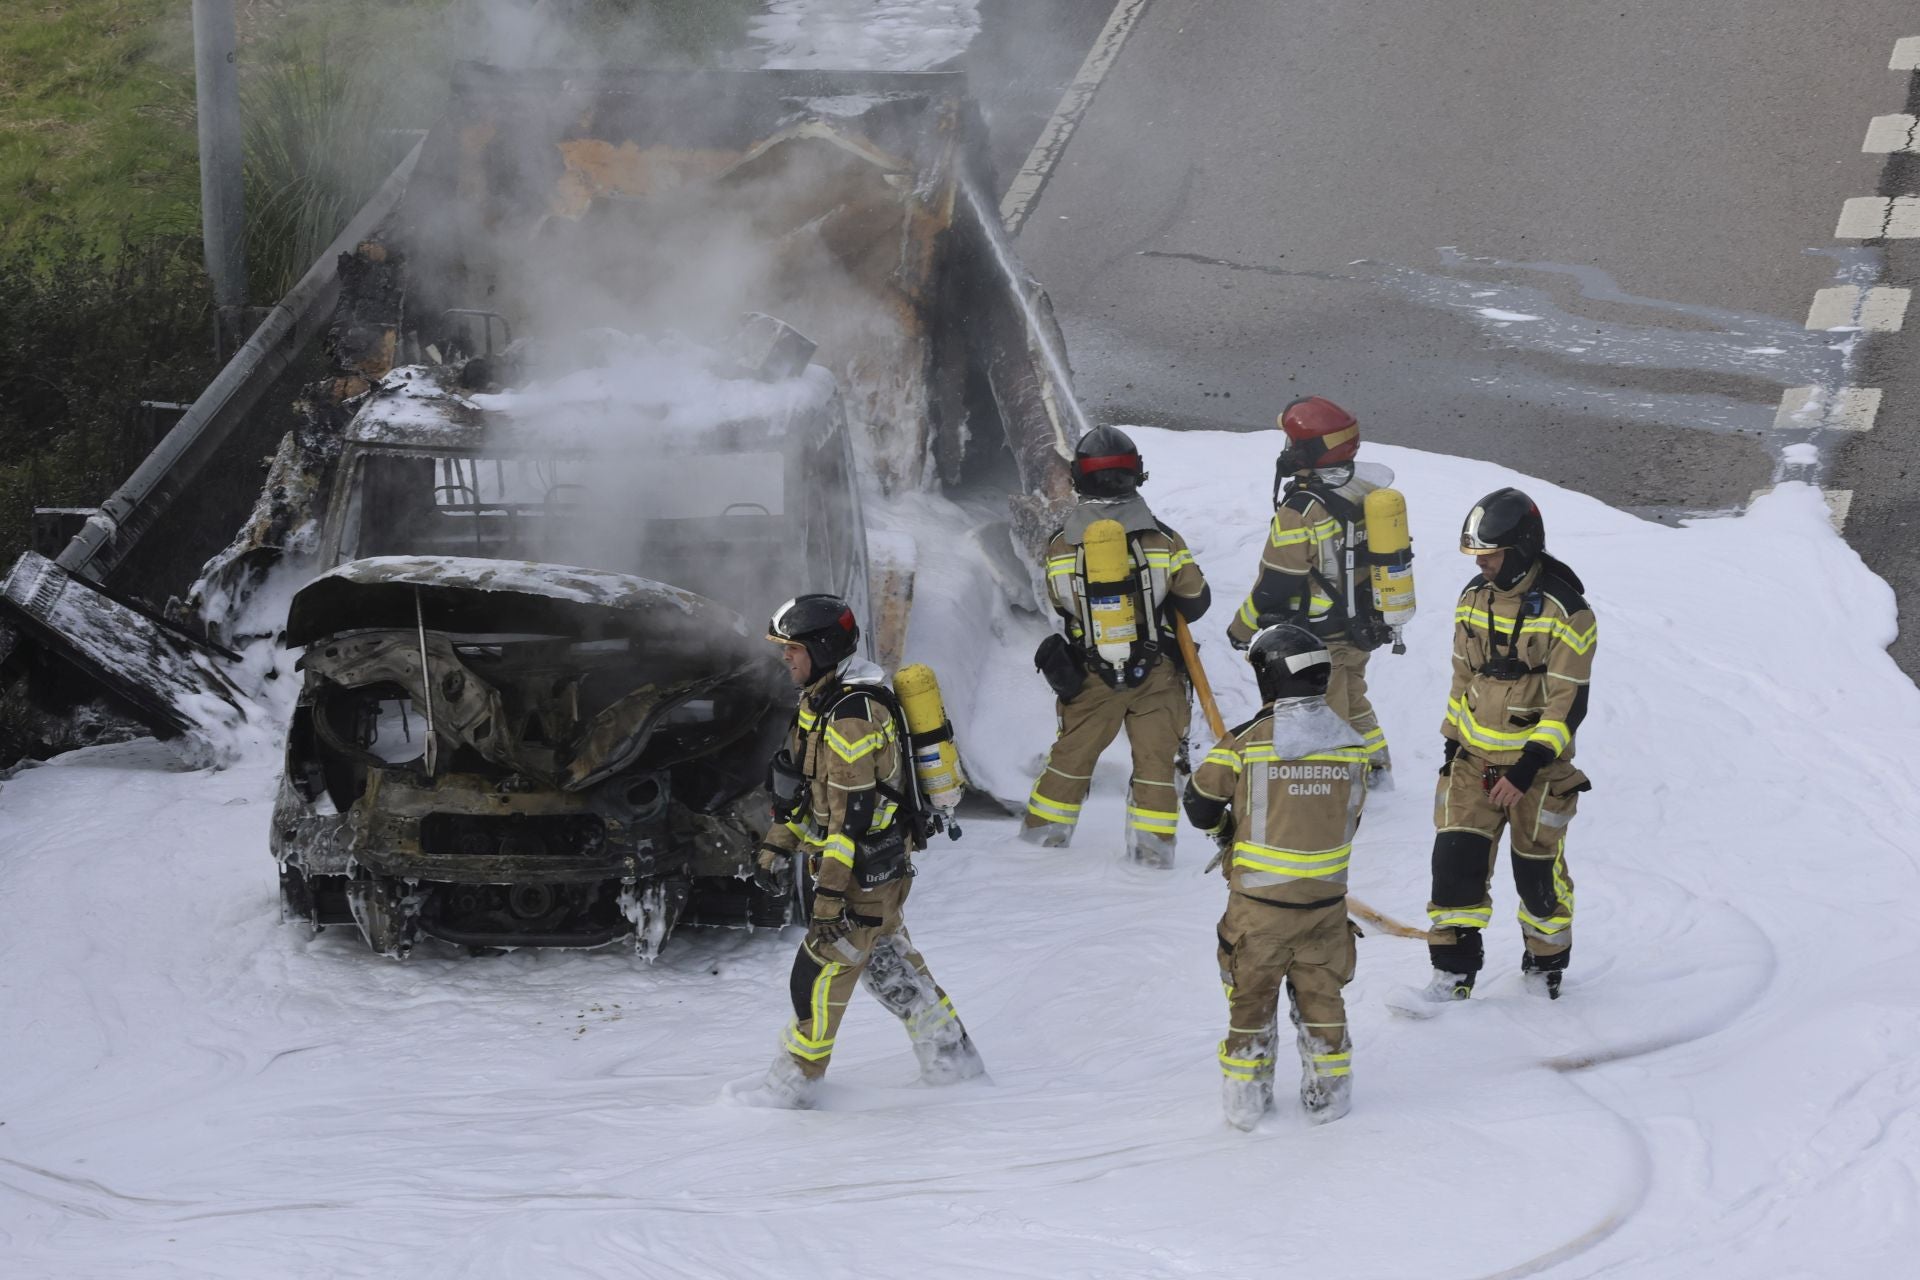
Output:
[831, 682, 930, 851]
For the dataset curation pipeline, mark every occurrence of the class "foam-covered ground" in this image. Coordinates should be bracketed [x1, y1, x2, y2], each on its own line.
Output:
[4, 429, 1918, 1278]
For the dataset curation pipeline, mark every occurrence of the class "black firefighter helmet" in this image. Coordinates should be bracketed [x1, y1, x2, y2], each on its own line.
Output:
[767, 593, 860, 673]
[1071, 425, 1147, 498]
[1247, 622, 1332, 703]
[1460, 488, 1545, 589]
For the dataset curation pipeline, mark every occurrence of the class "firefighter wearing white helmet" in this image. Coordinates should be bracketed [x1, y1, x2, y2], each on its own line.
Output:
[746, 594, 984, 1108]
[1183, 623, 1369, 1129]
[1022, 426, 1212, 868]
[1395, 490, 1596, 1011]
[1226, 397, 1414, 789]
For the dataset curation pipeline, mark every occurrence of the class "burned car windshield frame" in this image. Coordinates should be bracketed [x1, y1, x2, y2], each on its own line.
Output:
[325, 441, 804, 618]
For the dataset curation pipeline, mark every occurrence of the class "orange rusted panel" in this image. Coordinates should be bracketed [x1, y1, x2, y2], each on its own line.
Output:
[549, 140, 740, 218]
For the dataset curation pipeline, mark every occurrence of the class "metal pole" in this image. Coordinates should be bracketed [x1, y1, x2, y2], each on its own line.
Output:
[53, 140, 425, 581]
[193, 0, 247, 348]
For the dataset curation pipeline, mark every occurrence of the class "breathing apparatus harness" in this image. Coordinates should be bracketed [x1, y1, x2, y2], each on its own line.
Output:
[1273, 470, 1398, 654]
[1471, 554, 1584, 682]
[1474, 582, 1548, 682]
[766, 675, 947, 887]
[1071, 527, 1165, 689]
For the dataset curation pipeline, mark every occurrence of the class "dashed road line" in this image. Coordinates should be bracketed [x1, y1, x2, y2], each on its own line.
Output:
[1893, 36, 1920, 70]
[1863, 113, 1918, 153]
[1835, 195, 1920, 238]
[1775, 386, 1883, 432]
[1000, 0, 1154, 235]
[1804, 285, 1910, 331]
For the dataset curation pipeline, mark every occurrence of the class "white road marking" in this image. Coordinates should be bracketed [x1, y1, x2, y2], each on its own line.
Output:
[1863, 113, 1919, 152]
[1000, 0, 1155, 234]
[1893, 36, 1920, 70]
[1774, 386, 1883, 433]
[1835, 196, 1920, 238]
[1804, 285, 1911, 331]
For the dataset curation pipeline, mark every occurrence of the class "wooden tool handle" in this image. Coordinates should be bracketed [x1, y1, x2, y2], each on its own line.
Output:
[1174, 614, 1227, 740]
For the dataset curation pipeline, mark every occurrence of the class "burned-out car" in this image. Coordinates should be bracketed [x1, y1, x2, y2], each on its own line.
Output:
[272, 342, 869, 956]
[0, 66, 1083, 959]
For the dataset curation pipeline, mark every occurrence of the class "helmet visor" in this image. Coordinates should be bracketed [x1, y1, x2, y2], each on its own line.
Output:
[1459, 505, 1511, 553]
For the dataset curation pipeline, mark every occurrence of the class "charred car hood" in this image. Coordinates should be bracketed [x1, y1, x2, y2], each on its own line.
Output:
[286, 556, 750, 648]
[289, 556, 781, 790]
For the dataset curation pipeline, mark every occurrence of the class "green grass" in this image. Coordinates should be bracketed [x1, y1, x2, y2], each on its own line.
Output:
[0, 1, 201, 244]
[1, 1, 761, 260]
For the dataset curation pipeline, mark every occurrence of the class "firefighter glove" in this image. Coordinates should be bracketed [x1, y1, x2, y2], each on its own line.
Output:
[753, 842, 789, 892]
[1035, 633, 1087, 702]
[1499, 743, 1555, 795]
[1439, 738, 1460, 776]
[806, 891, 851, 949]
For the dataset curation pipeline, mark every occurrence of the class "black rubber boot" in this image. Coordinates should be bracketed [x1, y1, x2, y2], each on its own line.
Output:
[1520, 950, 1566, 999]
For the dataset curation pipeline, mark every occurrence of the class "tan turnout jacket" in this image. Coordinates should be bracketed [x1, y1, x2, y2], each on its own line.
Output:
[762, 666, 909, 896]
[1187, 699, 1368, 905]
[1226, 463, 1392, 647]
[1441, 560, 1597, 767]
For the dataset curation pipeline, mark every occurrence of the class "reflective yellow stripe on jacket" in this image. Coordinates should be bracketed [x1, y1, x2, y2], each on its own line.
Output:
[1231, 840, 1352, 880]
[1447, 697, 1569, 758]
[1453, 606, 1597, 656]
[825, 720, 894, 764]
[1268, 515, 1340, 549]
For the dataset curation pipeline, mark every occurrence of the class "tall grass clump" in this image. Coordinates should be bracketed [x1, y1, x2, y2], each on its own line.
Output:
[241, 57, 423, 299]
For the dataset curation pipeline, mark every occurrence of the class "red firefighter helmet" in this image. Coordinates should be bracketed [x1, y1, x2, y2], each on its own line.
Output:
[1278, 396, 1360, 468]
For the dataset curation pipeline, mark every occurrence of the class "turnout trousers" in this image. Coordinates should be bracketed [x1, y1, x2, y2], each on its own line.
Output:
[1427, 753, 1587, 976]
[1327, 641, 1389, 773]
[783, 878, 970, 1080]
[1020, 660, 1191, 865]
[1216, 893, 1356, 1087]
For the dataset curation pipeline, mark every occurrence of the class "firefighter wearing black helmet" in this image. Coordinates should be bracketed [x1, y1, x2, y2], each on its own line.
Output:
[1182, 623, 1369, 1129]
[1399, 490, 1596, 1009]
[746, 594, 984, 1108]
[1022, 426, 1212, 867]
[1226, 397, 1398, 786]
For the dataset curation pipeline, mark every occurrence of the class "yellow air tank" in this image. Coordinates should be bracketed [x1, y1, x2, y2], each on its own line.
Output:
[895, 663, 967, 817]
[1363, 488, 1416, 652]
[1081, 518, 1138, 666]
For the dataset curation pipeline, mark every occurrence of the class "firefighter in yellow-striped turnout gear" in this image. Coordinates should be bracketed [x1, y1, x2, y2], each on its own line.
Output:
[1226, 398, 1399, 786]
[748, 595, 983, 1109]
[1023, 428, 1211, 867]
[1183, 623, 1368, 1129]
[1405, 490, 1596, 1010]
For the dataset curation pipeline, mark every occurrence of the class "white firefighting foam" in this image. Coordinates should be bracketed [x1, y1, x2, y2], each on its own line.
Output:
[4, 429, 1918, 1277]
[754, 0, 981, 71]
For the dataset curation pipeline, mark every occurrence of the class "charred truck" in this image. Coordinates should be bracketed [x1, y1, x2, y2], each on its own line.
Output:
[0, 67, 1079, 959]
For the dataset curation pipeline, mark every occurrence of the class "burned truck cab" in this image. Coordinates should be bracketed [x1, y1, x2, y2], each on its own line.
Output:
[272, 346, 869, 957]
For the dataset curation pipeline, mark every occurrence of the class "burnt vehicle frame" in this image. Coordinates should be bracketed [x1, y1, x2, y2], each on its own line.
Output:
[272, 349, 870, 958]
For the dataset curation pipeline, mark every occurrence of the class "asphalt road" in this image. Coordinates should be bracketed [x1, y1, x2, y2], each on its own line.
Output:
[980, 0, 1920, 673]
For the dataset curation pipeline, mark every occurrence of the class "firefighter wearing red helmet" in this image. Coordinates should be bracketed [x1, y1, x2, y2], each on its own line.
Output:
[1392, 490, 1596, 1011]
[1021, 426, 1212, 867]
[1226, 397, 1397, 787]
